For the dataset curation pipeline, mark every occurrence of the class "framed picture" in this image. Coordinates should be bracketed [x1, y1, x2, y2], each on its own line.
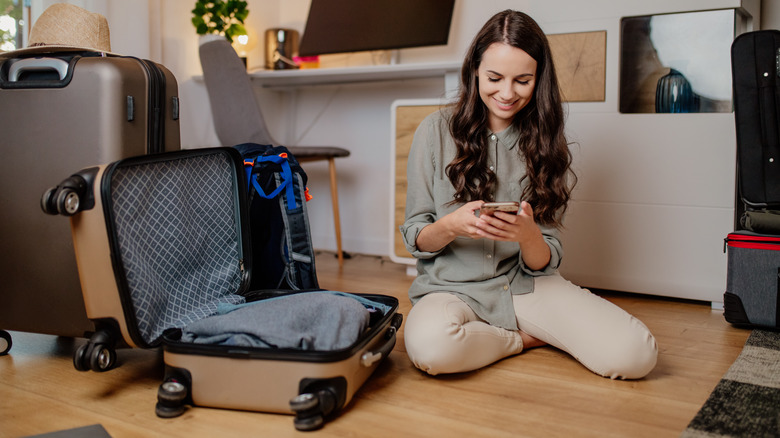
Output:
[620, 9, 739, 113]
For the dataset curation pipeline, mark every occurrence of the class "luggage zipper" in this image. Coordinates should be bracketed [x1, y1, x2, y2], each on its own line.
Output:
[725, 233, 780, 252]
[130, 57, 166, 154]
[99, 160, 150, 349]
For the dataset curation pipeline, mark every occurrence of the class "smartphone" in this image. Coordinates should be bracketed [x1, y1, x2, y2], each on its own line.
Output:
[479, 201, 519, 216]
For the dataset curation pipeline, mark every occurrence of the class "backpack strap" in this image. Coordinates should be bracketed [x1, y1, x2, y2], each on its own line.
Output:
[276, 171, 318, 289]
[243, 155, 296, 211]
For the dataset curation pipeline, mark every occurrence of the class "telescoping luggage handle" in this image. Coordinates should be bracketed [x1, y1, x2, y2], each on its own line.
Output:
[243, 154, 297, 211]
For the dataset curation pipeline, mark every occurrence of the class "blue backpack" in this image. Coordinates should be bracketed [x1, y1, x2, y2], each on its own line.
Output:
[234, 143, 318, 291]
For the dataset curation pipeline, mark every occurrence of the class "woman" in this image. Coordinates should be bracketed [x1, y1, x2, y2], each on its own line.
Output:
[400, 10, 657, 379]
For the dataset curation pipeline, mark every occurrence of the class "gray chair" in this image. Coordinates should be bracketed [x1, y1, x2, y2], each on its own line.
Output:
[199, 38, 349, 267]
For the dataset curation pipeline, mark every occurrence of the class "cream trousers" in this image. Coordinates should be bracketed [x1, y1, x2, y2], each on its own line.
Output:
[404, 274, 658, 379]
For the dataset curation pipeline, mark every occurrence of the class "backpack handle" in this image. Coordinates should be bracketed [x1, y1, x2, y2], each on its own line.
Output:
[244, 155, 297, 210]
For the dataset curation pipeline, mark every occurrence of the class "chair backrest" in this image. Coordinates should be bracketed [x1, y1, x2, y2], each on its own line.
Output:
[198, 38, 276, 146]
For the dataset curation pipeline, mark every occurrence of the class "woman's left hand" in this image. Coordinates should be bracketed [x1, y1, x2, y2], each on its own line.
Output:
[475, 201, 551, 270]
[475, 200, 538, 244]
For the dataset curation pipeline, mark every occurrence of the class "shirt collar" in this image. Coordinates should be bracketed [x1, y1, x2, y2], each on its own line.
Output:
[489, 123, 520, 151]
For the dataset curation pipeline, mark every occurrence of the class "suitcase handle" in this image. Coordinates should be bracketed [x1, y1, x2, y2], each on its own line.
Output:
[359, 313, 402, 367]
[9, 57, 70, 82]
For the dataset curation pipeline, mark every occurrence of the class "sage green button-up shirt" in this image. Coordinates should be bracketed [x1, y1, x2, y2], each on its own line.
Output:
[400, 109, 563, 330]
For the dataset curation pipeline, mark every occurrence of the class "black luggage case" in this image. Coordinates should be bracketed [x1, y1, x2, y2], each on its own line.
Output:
[43, 147, 401, 431]
[731, 30, 780, 216]
[0, 53, 180, 354]
[725, 30, 780, 328]
[724, 232, 780, 328]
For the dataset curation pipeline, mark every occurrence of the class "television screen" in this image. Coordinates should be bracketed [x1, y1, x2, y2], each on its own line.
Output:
[298, 0, 456, 57]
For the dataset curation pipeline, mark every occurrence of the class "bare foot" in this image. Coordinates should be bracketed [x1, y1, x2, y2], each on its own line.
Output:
[519, 331, 547, 349]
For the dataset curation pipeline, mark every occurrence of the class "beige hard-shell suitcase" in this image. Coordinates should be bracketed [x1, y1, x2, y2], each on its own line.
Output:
[0, 52, 180, 354]
[42, 147, 401, 431]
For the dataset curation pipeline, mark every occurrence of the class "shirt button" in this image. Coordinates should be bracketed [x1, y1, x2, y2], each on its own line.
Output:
[489, 165, 495, 171]
[490, 134, 497, 141]
[503, 285, 509, 291]
[486, 254, 492, 260]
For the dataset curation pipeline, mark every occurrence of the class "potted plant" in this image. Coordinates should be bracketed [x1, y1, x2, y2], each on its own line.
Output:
[191, 0, 249, 43]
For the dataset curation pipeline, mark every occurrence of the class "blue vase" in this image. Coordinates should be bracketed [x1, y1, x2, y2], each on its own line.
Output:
[656, 69, 697, 113]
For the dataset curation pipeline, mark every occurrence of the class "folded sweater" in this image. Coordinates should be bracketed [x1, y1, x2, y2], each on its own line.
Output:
[180, 292, 371, 350]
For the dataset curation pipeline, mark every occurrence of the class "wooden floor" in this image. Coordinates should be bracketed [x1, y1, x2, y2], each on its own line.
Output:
[1, 252, 750, 438]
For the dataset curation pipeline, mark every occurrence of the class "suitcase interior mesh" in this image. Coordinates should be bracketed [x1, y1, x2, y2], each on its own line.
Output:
[109, 152, 245, 344]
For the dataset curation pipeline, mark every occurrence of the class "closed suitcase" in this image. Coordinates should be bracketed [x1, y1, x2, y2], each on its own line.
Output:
[44, 147, 401, 431]
[725, 31, 780, 327]
[724, 232, 780, 328]
[731, 30, 780, 213]
[0, 52, 180, 354]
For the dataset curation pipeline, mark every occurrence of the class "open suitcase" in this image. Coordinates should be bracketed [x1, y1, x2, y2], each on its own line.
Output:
[0, 52, 180, 354]
[725, 30, 780, 328]
[42, 147, 401, 431]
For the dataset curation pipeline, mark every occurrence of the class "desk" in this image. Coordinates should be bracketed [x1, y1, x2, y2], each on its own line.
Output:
[247, 61, 461, 93]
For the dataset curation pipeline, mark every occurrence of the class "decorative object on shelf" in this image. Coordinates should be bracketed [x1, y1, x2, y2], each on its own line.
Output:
[191, 0, 248, 44]
[232, 25, 256, 67]
[655, 68, 698, 113]
[293, 55, 320, 69]
[265, 28, 299, 70]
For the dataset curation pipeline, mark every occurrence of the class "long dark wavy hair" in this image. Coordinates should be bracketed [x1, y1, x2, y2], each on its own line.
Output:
[446, 9, 575, 227]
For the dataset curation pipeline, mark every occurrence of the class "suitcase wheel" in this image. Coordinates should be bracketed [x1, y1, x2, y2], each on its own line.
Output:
[40, 175, 88, 216]
[73, 329, 118, 372]
[89, 344, 117, 372]
[290, 393, 324, 431]
[156, 380, 189, 418]
[40, 187, 59, 215]
[0, 330, 11, 355]
[290, 388, 338, 432]
[73, 343, 90, 371]
[55, 188, 81, 216]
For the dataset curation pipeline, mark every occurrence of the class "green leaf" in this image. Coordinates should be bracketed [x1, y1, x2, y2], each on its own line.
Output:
[212, 16, 225, 31]
[191, 3, 206, 15]
[226, 23, 247, 38]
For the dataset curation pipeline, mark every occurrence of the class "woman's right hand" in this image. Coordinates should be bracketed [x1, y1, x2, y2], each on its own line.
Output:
[415, 201, 485, 252]
[445, 200, 487, 239]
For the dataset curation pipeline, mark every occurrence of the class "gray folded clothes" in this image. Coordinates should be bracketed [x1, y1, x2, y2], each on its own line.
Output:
[180, 292, 370, 350]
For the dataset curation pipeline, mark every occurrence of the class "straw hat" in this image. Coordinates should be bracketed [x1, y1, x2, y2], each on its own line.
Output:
[0, 3, 113, 58]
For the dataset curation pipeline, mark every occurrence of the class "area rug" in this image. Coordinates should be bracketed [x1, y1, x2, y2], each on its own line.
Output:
[681, 329, 780, 437]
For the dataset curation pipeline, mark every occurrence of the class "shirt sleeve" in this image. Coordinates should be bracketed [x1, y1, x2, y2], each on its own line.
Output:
[399, 113, 442, 259]
[519, 223, 563, 275]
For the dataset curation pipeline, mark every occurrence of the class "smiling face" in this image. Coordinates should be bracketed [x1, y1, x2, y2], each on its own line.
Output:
[477, 42, 538, 133]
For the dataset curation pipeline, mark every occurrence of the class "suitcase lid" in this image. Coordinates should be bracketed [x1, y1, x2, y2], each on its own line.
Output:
[102, 148, 251, 348]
